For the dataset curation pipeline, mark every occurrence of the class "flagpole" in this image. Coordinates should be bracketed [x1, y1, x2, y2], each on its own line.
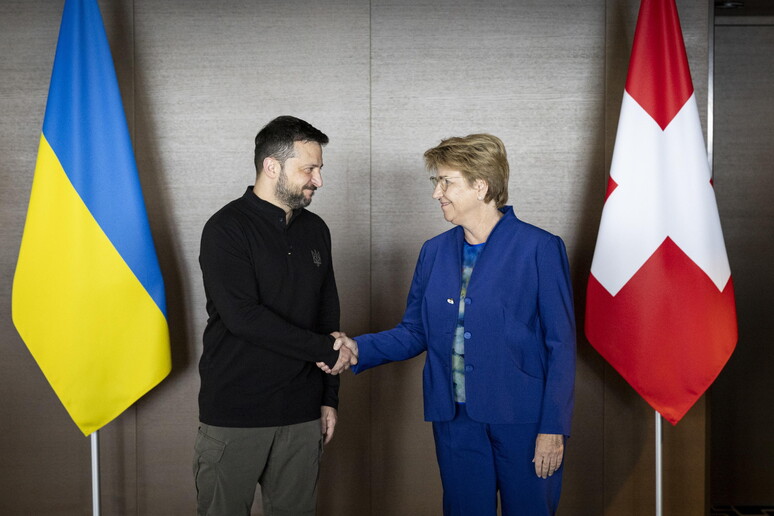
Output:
[655, 412, 663, 516]
[708, 0, 715, 173]
[91, 430, 101, 516]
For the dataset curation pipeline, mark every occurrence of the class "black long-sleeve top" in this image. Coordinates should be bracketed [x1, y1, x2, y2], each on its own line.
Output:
[198, 187, 340, 427]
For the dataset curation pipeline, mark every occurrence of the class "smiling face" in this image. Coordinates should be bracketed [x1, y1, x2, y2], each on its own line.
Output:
[431, 166, 483, 226]
[274, 140, 323, 210]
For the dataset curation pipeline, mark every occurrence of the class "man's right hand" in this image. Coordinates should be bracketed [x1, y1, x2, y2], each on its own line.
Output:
[318, 332, 359, 375]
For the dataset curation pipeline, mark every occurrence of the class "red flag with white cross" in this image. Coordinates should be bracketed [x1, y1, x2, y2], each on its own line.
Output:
[585, 0, 737, 424]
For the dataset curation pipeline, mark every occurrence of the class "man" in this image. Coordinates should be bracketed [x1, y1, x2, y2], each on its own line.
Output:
[194, 116, 356, 516]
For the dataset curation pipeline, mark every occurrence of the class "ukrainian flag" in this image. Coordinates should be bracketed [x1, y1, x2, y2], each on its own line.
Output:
[12, 0, 171, 436]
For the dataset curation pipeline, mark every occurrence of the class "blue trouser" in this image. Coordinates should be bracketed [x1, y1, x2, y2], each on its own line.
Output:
[432, 404, 563, 516]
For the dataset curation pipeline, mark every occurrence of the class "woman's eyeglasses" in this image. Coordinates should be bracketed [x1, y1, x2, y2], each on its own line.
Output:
[429, 176, 464, 191]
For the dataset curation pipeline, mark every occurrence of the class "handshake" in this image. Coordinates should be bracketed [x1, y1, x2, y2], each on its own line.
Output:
[317, 331, 359, 375]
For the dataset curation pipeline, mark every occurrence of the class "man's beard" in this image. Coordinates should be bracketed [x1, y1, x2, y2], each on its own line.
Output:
[276, 168, 314, 210]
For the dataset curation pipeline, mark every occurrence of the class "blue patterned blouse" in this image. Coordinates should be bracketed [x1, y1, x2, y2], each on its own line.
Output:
[452, 241, 486, 403]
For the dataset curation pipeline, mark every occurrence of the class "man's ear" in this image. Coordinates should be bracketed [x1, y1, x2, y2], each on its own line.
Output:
[263, 157, 280, 178]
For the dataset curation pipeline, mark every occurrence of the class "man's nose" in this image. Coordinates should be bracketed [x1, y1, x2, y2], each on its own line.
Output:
[311, 169, 323, 188]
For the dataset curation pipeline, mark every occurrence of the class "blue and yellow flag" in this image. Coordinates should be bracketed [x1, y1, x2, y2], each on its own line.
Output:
[12, 0, 171, 436]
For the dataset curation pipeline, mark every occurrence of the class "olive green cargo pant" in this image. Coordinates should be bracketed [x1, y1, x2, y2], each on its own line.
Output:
[193, 419, 323, 516]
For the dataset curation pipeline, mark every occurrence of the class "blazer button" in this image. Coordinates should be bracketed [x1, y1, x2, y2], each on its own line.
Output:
[463, 331, 471, 339]
[465, 364, 474, 372]
[464, 297, 472, 305]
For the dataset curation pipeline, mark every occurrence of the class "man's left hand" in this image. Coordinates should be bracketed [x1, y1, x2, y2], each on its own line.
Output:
[321, 406, 338, 444]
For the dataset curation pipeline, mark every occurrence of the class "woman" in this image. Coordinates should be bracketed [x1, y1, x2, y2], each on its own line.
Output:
[327, 133, 576, 515]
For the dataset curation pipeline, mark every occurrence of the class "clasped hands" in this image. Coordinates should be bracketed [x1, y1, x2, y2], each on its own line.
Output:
[317, 332, 359, 375]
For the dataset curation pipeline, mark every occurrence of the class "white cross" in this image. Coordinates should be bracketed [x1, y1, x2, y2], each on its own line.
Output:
[590, 92, 731, 296]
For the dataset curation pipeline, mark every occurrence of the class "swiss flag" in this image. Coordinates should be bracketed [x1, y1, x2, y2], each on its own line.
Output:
[585, 0, 737, 424]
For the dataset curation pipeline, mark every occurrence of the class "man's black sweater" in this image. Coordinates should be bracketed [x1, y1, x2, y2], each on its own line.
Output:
[198, 187, 340, 427]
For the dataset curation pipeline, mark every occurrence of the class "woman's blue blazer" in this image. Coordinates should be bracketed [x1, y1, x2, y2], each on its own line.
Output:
[352, 206, 576, 436]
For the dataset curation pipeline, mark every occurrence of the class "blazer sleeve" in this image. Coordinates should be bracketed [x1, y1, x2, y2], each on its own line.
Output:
[352, 244, 430, 373]
[536, 235, 577, 436]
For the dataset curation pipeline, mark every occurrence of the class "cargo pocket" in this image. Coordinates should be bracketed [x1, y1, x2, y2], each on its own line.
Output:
[193, 426, 227, 496]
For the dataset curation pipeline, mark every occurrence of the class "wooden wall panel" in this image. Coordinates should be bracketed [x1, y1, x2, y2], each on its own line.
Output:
[369, 1, 606, 514]
[0, 0, 731, 514]
[128, 1, 372, 514]
[711, 23, 774, 505]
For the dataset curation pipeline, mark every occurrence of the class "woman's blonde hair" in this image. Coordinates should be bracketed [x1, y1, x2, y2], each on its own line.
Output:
[423, 133, 509, 208]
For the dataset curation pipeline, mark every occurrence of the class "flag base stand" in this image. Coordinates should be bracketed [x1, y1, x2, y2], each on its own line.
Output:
[91, 430, 101, 516]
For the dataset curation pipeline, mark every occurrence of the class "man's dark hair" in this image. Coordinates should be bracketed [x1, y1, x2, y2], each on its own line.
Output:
[254, 116, 329, 175]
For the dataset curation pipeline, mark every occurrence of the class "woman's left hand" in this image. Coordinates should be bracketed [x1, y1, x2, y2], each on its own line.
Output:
[532, 433, 565, 478]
